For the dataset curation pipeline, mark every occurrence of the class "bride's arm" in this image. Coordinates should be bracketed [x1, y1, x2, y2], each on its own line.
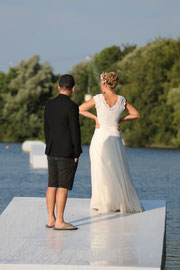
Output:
[120, 101, 140, 122]
[79, 98, 99, 127]
[117, 101, 140, 130]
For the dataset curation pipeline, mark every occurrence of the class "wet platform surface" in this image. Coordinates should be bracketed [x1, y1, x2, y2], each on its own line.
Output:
[0, 197, 166, 269]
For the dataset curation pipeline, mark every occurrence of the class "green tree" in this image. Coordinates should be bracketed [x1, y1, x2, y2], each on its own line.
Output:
[167, 87, 180, 147]
[115, 38, 180, 147]
[93, 44, 136, 74]
[3, 55, 55, 142]
[70, 61, 90, 105]
[0, 68, 17, 140]
[70, 61, 99, 144]
[1, 39, 180, 148]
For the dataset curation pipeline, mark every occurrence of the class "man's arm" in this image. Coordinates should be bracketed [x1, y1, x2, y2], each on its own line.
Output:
[44, 105, 50, 145]
[68, 104, 82, 159]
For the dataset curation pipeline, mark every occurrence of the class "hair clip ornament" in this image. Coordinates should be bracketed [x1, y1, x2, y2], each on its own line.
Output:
[100, 72, 107, 83]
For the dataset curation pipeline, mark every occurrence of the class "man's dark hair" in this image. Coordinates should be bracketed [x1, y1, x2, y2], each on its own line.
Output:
[59, 74, 75, 90]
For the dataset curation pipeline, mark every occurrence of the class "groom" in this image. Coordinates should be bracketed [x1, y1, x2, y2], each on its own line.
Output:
[44, 74, 82, 230]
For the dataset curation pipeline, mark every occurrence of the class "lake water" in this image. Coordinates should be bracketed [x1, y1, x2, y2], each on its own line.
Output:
[0, 143, 179, 269]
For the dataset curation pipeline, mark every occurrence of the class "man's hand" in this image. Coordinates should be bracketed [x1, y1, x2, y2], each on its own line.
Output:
[74, 158, 79, 163]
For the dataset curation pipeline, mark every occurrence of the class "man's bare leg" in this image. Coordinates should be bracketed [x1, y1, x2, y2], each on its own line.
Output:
[46, 187, 56, 226]
[55, 187, 77, 229]
[55, 187, 69, 228]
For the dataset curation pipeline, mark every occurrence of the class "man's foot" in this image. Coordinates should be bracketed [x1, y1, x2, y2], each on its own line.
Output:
[46, 217, 56, 228]
[45, 224, 55, 228]
[54, 221, 78, 230]
[53, 222, 78, 230]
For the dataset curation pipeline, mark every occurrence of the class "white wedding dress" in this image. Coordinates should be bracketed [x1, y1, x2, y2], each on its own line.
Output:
[90, 94, 144, 213]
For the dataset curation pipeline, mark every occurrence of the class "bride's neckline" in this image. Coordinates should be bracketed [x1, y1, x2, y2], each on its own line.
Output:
[102, 94, 119, 110]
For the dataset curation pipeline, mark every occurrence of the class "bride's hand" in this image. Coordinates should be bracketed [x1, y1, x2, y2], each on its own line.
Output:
[117, 122, 120, 131]
[95, 117, 100, 129]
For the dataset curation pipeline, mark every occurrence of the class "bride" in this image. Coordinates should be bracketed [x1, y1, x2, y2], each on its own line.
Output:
[79, 72, 144, 213]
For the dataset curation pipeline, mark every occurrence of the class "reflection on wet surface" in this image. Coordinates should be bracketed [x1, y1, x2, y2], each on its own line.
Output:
[0, 197, 165, 268]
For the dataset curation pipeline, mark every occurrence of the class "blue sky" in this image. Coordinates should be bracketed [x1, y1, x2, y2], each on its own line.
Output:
[0, 0, 180, 74]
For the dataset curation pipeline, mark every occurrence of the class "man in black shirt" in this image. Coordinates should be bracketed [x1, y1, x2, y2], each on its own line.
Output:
[44, 74, 82, 230]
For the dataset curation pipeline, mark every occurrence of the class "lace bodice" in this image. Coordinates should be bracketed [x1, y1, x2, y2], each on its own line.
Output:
[93, 94, 126, 127]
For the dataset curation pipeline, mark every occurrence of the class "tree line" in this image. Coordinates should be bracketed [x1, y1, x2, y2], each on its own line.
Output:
[0, 38, 180, 148]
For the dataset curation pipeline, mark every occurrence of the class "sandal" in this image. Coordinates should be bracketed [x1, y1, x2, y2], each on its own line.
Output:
[53, 223, 78, 230]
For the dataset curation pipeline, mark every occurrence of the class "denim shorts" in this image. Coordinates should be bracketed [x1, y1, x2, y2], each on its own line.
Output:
[47, 156, 78, 190]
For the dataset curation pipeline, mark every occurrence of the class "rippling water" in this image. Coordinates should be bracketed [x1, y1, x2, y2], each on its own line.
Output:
[0, 143, 179, 269]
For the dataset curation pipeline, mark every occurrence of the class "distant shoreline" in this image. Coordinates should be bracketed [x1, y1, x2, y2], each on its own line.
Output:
[0, 141, 179, 151]
[144, 144, 178, 150]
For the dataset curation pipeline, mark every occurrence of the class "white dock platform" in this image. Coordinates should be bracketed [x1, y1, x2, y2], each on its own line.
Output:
[0, 197, 166, 270]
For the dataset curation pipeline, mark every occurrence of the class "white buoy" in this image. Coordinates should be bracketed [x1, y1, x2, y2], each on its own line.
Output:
[22, 140, 47, 169]
[29, 143, 47, 169]
[22, 140, 45, 153]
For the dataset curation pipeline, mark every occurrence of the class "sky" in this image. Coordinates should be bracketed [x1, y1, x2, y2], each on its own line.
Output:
[0, 0, 180, 74]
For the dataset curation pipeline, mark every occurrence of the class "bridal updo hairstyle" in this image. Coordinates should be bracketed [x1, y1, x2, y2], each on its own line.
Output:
[101, 72, 119, 89]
